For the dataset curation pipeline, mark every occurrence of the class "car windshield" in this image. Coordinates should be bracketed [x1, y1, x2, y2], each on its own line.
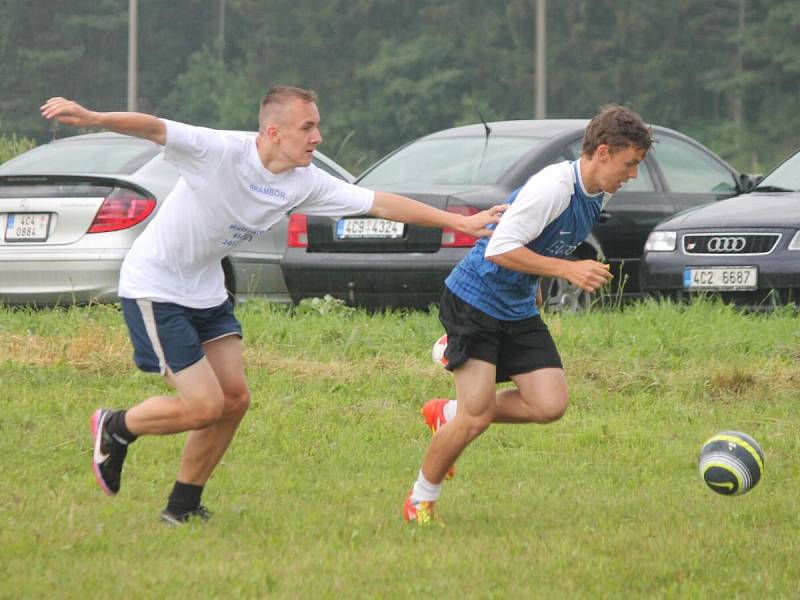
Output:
[359, 136, 543, 186]
[0, 137, 160, 175]
[755, 151, 800, 192]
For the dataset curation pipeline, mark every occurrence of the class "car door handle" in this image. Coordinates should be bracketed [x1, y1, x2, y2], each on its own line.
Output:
[597, 211, 611, 224]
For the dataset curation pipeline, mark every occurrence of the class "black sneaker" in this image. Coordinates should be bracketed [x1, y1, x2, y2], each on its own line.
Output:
[160, 505, 212, 525]
[90, 409, 128, 495]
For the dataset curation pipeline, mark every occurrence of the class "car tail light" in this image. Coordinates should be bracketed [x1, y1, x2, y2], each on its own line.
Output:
[88, 187, 156, 233]
[441, 205, 479, 247]
[288, 214, 308, 248]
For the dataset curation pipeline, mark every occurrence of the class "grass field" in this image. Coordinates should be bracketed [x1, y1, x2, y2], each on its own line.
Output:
[1, 298, 798, 598]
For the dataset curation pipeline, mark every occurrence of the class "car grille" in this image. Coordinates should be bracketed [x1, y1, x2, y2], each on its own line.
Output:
[682, 233, 781, 255]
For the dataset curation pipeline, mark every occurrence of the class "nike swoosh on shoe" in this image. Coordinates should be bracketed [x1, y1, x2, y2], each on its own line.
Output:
[92, 410, 110, 463]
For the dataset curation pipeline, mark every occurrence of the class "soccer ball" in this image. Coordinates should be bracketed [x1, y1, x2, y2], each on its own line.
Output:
[431, 334, 448, 367]
[698, 431, 764, 496]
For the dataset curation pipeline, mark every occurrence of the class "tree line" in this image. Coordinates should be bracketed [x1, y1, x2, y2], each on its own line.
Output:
[1, 0, 797, 174]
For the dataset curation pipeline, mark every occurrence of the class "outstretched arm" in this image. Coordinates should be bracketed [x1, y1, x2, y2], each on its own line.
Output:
[40, 97, 166, 146]
[368, 191, 506, 239]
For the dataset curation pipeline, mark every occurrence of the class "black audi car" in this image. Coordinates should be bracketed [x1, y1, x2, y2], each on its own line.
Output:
[640, 148, 800, 307]
[282, 119, 753, 310]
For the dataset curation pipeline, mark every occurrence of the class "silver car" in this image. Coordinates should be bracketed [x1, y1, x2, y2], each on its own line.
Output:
[0, 131, 353, 306]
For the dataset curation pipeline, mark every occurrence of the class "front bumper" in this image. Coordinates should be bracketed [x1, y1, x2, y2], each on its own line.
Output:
[640, 250, 800, 307]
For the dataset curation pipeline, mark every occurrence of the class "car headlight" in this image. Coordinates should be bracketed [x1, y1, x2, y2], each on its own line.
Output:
[789, 231, 800, 250]
[644, 231, 677, 252]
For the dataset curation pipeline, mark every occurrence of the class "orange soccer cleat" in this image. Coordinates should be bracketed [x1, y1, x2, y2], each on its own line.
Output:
[421, 398, 456, 479]
[402, 490, 436, 525]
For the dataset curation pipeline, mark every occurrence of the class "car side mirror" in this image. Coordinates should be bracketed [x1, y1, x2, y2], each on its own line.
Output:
[738, 173, 762, 193]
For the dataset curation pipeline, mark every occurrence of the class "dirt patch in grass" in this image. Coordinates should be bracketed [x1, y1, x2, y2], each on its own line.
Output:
[1, 329, 129, 372]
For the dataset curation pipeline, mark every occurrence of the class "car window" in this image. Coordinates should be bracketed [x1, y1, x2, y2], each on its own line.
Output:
[567, 139, 583, 161]
[0, 138, 159, 175]
[567, 139, 655, 192]
[313, 156, 352, 182]
[359, 136, 544, 186]
[756, 150, 800, 191]
[652, 136, 737, 194]
[617, 161, 655, 192]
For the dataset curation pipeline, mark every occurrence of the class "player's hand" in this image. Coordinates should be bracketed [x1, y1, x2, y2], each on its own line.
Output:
[564, 260, 612, 293]
[536, 285, 544, 308]
[458, 204, 508, 238]
[40, 97, 97, 128]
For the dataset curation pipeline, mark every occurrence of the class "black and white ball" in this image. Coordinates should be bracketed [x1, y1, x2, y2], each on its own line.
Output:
[698, 431, 764, 496]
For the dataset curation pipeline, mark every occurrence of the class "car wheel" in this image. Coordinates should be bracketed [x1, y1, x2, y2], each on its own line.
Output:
[540, 276, 594, 312]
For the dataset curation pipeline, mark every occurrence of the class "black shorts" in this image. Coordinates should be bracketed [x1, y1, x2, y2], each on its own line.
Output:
[438, 288, 563, 383]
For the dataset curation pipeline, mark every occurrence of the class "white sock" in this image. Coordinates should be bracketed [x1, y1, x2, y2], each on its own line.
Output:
[443, 400, 457, 423]
[411, 470, 442, 503]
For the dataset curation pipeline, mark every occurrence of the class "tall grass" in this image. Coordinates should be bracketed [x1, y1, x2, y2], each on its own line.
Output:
[1, 298, 798, 598]
[0, 131, 35, 164]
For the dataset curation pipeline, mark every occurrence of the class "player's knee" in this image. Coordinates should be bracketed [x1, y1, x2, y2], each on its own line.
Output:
[224, 386, 251, 419]
[456, 412, 494, 441]
[190, 395, 225, 428]
[533, 394, 568, 424]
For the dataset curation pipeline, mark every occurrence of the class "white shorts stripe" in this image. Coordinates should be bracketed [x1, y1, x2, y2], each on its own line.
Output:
[202, 331, 240, 345]
[136, 299, 167, 375]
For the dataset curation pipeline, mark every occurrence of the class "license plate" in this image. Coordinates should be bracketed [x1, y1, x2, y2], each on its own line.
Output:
[336, 218, 404, 239]
[5, 213, 51, 242]
[683, 266, 757, 290]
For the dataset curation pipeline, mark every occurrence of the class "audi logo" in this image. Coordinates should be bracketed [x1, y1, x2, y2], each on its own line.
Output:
[707, 236, 746, 252]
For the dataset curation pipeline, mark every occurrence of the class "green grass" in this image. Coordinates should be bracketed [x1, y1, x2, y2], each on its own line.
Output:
[0, 132, 35, 164]
[1, 298, 799, 598]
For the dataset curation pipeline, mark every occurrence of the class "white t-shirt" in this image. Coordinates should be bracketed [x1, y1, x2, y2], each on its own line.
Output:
[119, 120, 374, 308]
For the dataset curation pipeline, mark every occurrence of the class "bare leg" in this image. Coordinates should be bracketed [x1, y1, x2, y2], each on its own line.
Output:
[176, 335, 250, 486]
[421, 367, 569, 483]
[420, 359, 497, 484]
[125, 357, 226, 435]
[493, 368, 568, 424]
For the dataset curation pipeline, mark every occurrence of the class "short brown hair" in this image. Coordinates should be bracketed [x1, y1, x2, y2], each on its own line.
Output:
[259, 85, 318, 131]
[581, 105, 654, 158]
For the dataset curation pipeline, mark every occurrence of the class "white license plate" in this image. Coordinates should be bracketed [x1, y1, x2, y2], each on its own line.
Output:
[683, 266, 757, 290]
[336, 218, 404, 239]
[5, 213, 51, 242]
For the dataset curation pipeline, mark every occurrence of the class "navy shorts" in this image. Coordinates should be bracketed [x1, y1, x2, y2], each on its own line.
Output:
[438, 288, 562, 383]
[121, 298, 242, 375]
